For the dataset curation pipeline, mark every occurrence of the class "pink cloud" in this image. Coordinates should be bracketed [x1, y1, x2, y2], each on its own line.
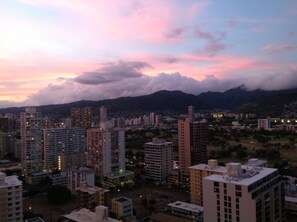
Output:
[261, 44, 297, 53]
[18, 0, 204, 44]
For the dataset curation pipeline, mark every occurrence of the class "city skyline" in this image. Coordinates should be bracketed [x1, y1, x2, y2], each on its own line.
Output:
[1, 0, 297, 108]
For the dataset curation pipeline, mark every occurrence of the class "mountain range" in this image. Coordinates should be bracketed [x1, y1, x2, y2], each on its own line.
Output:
[0, 87, 297, 118]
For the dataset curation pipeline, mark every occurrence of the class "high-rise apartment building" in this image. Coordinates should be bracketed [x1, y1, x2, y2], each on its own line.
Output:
[178, 109, 207, 186]
[71, 107, 92, 129]
[86, 128, 125, 178]
[0, 172, 23, 222]
[144, 138, 173, 183]
[189, 159, 226, 205]
[81, 107, 92, 129]
[188, 105, 194, 122]
[20, 107, 43, 176]
[43, 127, 86, 171]
[71, 108, 81, 128]
[99, 106, 107, 124]
[203, 163, 285, 222]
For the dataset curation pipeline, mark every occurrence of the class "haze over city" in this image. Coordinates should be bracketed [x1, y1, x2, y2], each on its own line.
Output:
[1, 0, 297, 108]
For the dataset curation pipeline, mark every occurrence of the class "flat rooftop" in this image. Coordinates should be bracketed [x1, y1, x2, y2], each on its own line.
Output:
[114, 196, 131, 203]
[77, 185, 109, 194]
[168, 201, 203, 213]
[189, 164, 226, 173]
[150, 212, 193, 222]
[285, 196, 297, 203]
[0, 174, 22, 187]
[63, 208, 120, 222]
[204, 166, 278, 186]
[25, 217, 45, 222]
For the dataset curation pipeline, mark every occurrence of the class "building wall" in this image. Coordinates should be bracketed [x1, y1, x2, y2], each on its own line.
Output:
[67, 168, 95, 193]
[190, 160, 225, 205]
[144, 139, 173, 183]
[178, 119, 207, 186]
[43, 128, 86, 171]
[20, 108, 43, 176]
[86, 128, 125, 178]
[203, 166, 285, 222]
[111, 197, 133, 219]
[0, 173, 23, 222]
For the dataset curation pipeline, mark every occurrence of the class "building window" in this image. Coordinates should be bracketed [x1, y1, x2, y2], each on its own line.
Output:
[235, 185, 241, 191]
[236, 191, 242, 197]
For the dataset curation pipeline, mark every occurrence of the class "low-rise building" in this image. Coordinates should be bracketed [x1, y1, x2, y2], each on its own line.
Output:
[167, 201, 203, 222]
[285, 196, 297, 215]
[76, 182, 109, 210]
[67, 167, 94, 193]
[111, 196, 133, 219]
[61, 205, 120, 222]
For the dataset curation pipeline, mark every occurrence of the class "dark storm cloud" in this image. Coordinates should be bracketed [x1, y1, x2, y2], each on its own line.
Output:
[74, 61, 151, 85]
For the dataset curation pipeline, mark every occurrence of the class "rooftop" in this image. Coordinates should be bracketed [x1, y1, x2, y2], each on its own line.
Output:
[204, 165, 278, 186]
[77, 184, 109, 194]
[63, 208, 120, 222]
[150, 212, 193, 222]
[285, 196, 297, 203]
[189, 164, 226, 173]
[0, 173, 22, 187]
[113, 196, 131, 203]
[25, 217, 45, 222]
[168, 201, 203, 213]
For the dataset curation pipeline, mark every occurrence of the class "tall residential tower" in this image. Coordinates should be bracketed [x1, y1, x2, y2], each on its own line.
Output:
[144, 138, 173, 183]
[20, 107, 43, 176]
[178, 106, 207, 186]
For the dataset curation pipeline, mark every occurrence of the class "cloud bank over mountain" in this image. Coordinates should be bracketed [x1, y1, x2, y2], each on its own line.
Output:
[6, 61, 292, 108]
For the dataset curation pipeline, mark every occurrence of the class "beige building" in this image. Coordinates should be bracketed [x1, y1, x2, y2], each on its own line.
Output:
[203, 163, 285, 222]
[178, 112, 207, 186]
[0, 172, 23, 222]
[189, 159, 226, 205]
[76, 182, 109, 210]
[111, 197, 133, 219]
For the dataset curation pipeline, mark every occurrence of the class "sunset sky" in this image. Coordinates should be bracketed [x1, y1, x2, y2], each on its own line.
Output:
[0, 0, 297, 108]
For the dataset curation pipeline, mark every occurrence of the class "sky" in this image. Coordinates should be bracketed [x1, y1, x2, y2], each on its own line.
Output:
[0, 0, 297, 108]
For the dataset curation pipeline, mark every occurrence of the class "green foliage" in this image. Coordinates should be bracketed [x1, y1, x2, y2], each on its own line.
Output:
[149, 199, 156, 205]
[235, 147, 247, 159]
[47, 185, 72, 205]
[26, 187, 40, 198]
[109, 211, 117, 219]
